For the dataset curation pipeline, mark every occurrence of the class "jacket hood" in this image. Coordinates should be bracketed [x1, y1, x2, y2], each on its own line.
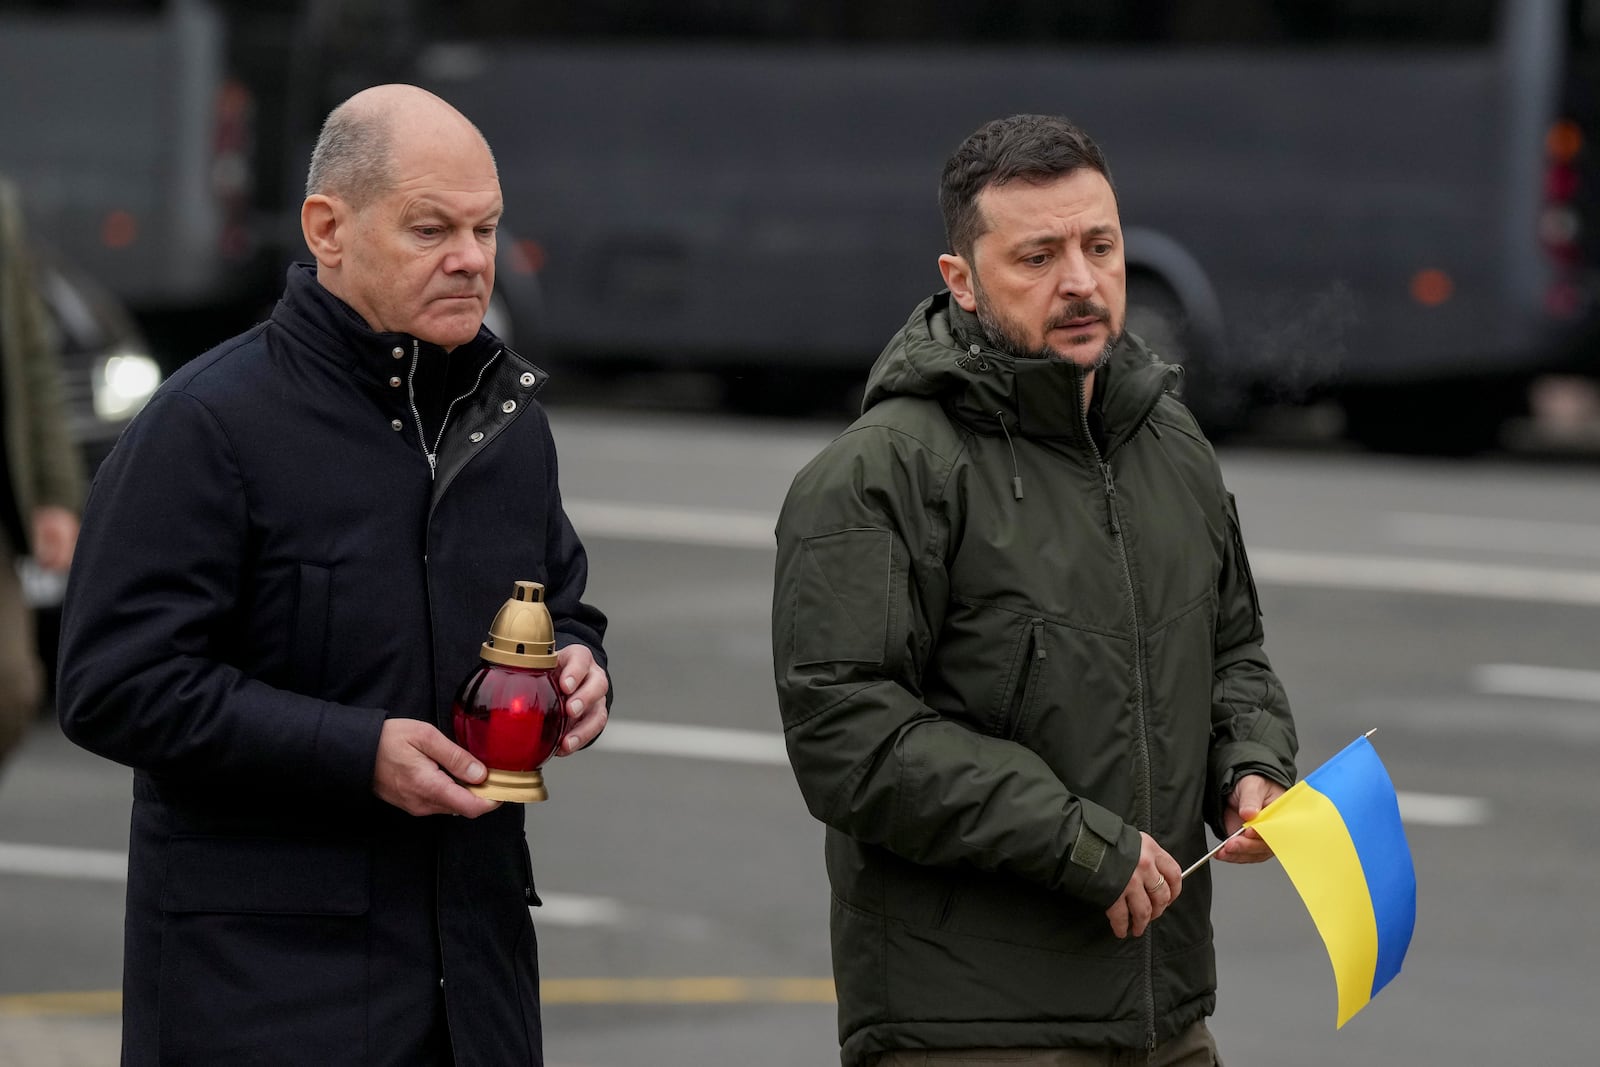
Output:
[862, 291, 1181, 455]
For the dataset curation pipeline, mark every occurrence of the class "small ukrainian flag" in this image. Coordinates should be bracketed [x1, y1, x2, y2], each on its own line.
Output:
[1247, 734, 1418, 1027]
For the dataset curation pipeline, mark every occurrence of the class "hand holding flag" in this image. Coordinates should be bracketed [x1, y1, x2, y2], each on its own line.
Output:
[1189, 733, 1418, 1028]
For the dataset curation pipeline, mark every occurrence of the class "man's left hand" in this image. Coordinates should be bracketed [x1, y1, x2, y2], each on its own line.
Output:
[555, 644, 609, 755]
[1216, 773, 1286, 864]
[32, 506, 80, 572]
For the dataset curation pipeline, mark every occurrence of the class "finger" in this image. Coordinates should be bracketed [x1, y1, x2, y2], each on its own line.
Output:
[1148, 868, 1177, 914]
[422, 768, 501, 818]
[571, 668, 610, 710]
[413, 726, 487, 784]
[555, 646, 596, 695]
[1105, 899, 1130, 939]
[1220, 838, 1275, 864]
[558, 704, 608, 755]
[1127, 888, 1153, 938]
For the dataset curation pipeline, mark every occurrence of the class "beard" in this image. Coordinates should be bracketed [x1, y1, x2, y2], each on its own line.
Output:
[974, 283, 1121, 371]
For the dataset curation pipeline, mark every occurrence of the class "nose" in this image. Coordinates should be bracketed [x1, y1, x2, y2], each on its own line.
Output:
[1054, 248, 1096, 298]
[445, 231, 491, 276]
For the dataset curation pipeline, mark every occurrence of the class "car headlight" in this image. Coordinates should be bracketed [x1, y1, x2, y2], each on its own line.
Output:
[92, 350, 162, 421]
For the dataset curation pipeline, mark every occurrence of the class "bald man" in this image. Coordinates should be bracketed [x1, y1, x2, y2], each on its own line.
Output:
[58, 85, 609, 1066]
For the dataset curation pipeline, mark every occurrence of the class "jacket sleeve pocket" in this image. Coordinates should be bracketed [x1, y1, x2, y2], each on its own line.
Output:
[791, 529, 893, 667]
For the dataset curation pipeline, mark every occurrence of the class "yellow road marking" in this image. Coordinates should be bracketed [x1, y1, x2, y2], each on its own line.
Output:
[0, 979, 836, 1017]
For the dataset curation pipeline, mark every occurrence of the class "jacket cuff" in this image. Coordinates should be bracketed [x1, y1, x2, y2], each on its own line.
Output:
[1056, 797, 1141, 908]
[312, 702, 390, 794]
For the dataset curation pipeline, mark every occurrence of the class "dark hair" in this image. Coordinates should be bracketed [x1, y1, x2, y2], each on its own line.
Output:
[939, 114, 1113, 260]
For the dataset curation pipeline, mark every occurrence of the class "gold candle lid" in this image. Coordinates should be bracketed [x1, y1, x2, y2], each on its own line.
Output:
[481, 581, 558, 669]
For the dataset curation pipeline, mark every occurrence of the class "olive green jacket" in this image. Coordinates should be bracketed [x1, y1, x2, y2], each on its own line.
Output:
[772, 293, 1297, 1064]
[1, 176, 84, 555]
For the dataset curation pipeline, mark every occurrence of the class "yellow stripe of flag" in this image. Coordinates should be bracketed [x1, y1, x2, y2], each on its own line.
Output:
[1248, 780, 1381, 1026]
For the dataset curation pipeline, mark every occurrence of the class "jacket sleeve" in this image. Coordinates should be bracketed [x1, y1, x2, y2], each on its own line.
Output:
[1, 181, 85, 516]
[57, 390, 386, 792]
[772, 427, 1141, 908]
[1206, 489, 1298, 835]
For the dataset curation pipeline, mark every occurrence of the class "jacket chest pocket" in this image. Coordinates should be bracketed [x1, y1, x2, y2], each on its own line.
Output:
[157, 836, 371, 1064]
[1002, 619, 1048, 740]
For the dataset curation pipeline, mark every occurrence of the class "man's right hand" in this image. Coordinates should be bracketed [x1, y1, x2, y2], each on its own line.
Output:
[1104, 832, 1182, 939]
[372, 718, 502, 818]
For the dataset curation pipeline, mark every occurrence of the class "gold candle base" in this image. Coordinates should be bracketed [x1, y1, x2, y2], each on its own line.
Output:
[467, 767, 548, 803]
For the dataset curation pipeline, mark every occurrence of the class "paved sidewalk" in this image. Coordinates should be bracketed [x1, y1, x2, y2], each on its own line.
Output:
[0, 1014, 118, 1067]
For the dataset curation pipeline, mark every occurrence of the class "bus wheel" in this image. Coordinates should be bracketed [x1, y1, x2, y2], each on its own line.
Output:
[1125, 276, 1245, 440]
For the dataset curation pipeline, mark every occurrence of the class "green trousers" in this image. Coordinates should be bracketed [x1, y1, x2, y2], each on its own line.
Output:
[868, 1020, 1223, 1067]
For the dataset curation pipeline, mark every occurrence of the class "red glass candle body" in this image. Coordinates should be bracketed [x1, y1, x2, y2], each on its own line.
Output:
[451, 662, 565, 772]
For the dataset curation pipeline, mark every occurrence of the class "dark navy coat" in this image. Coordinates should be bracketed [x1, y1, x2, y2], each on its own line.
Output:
[58, 265, 608, 1066]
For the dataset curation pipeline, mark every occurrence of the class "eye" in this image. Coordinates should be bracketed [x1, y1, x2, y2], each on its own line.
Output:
[414, 226, 443, 239]
[477, 225, 498, 239]
[1023, 253, 1051, 267]
[1089, 242, 1115, 256]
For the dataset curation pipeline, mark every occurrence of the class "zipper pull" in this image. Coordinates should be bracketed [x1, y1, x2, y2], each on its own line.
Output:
[1101, 464, 1120, 536]
[1032, 620, 1047, 661]
[426, 451, 437, 480]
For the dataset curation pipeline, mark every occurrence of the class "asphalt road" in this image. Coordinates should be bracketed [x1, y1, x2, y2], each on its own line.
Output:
[3, 402, 1599, 1066]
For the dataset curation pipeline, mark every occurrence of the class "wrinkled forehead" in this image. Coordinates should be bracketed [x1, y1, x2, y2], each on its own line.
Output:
[973, 170, 1120, 246]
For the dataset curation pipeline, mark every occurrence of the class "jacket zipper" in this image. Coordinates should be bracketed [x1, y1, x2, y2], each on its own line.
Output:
[404, 340, 504, 480]
[1078, 374, 1157, 1051]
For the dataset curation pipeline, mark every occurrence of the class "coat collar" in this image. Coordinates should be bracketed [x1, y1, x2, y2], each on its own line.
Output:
[863, 291, 1179, 458]
[271, 263, 503, 387]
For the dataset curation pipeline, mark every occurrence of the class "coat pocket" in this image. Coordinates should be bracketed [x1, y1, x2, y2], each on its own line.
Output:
[157, 836, 371, 1065]
[791, 529, 893, 667]
[288, 561, 332, 693]
[1003, 619, 1047, 741]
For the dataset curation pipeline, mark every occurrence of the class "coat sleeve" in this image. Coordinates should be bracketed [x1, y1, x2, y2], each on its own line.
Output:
[772, 426, 1141, 908]
[1205, 488, 1299, 835]
[1, 180, 85, 517]
[57, 390, 386, 792]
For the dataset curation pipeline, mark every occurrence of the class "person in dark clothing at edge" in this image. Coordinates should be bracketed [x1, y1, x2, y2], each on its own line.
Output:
[771, 115, 1299, 1066]
[57, 85, 609, 1067]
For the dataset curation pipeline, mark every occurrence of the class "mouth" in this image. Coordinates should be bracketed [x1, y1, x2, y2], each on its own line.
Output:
[1053, 317, 1104, 333]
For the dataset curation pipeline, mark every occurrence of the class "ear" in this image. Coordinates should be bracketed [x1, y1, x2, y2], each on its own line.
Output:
[301, 194, 346, 268]
[938, 253, 978, 312]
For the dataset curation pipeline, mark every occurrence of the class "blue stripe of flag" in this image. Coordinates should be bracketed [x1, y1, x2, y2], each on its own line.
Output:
[1305, 736, 1417, 997]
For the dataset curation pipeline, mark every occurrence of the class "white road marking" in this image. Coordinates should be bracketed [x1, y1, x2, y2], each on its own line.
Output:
[1386, 513, 1600, 560]
[0, 843, 126, 882]
[598, 723, 1489, 827]
[0, 842, 634, 925]
[597, 721, 789, 765]
[1472, 663, 1600, 704]
[1229, 549, 1600, 606]
[1395, 792, 1490, 827]
[566, 498, 1600, 606]
[566, 499, 773, 549]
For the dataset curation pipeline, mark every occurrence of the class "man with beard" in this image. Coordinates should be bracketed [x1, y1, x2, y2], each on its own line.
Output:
[771, 114, 1298, 1066]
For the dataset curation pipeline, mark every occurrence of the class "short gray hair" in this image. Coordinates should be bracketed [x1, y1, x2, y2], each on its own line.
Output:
[304, 107, 393, 207]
